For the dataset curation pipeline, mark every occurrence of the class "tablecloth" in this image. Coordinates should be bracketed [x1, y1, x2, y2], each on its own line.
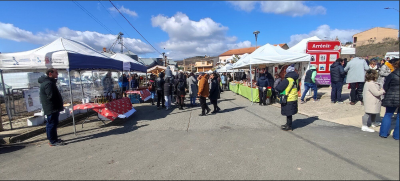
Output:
[72, 97, 135, 121]
[126, 89, 152, 101]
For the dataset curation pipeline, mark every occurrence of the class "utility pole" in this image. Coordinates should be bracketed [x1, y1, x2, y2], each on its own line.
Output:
[117, 32, 124, 53]
[0, 106, 3, 131]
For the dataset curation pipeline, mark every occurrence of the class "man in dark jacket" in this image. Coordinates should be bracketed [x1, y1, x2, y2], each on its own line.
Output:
[174, 72, 187, 110]
[256, 72, 270, 106]
[209, 72, 221, 113]
[330, 58, 345, 103]
[156, 72, 165, 109]
[38, 68, 65, 146]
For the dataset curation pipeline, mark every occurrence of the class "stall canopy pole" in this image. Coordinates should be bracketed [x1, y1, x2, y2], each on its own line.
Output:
[67, 69, 77, 135]
[78, 70, 85, 101]
[0, 69, 12, 129]
[250, 65, 253, 105]
[91, 70, 95, 96]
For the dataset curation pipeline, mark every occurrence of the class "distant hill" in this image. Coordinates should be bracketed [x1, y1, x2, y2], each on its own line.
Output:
[356, 38, 399, 57]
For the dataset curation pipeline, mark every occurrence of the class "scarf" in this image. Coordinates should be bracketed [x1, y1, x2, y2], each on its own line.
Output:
[369, 65, 377, 70]
[385, 61, 394, 72]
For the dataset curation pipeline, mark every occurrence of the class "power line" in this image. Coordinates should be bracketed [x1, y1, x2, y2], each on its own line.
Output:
[108, 0, 163, 56]
[72, 0, 115, 35]
[98, 0, 132, 37]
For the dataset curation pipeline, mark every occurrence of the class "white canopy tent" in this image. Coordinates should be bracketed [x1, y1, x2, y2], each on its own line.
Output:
[0, 37, 125, 133]
[233, 44, 311, 69]
[217, 63, 233, 73]
[110, 53, 147, 72]
[288, 36, 322, 53]
[232, 43, 311, 104]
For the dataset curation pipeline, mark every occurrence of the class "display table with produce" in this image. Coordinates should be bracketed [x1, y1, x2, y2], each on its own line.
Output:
[229, 81, 272, 103]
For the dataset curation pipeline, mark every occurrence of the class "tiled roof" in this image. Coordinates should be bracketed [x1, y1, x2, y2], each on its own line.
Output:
[219, 47, 260, 56]
[273, 43, 287, 48]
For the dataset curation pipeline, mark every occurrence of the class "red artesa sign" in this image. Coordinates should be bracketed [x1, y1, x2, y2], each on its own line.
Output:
[307, 40, 341, 51]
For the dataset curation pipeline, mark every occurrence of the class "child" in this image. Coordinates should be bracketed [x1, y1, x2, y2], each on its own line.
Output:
[361, 69, 385, 132]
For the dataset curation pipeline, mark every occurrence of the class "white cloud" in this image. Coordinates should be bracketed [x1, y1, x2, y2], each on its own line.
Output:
[0, 22, 153, 54]
[151, 12, 251, 59]
[229, 1, 326, 17]
[385, 25, 398, 29]
[108, 5, 138, 17]
[288, 25, 362, 46]
[228, 1, 258, 12]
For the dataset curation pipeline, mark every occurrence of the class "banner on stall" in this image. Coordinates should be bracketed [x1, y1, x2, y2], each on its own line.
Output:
[24, 88, 42, 112]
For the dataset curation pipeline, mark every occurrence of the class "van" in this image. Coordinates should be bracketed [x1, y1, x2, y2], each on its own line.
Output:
[385, 52, 399, 59]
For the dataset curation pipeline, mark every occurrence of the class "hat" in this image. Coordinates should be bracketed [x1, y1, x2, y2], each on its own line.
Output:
[286, 64, 295, 73]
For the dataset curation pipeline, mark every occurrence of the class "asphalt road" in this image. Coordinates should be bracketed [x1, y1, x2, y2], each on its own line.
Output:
[0, 91, 398, 180]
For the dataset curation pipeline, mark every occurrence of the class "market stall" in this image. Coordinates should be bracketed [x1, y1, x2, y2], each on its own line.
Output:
[147, 65, 166, 75]
[0, 37, 135, 134]
[232, 43, 311, 103]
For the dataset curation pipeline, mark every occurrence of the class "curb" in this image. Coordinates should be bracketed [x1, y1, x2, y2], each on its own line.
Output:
[2, 111, 96, 144]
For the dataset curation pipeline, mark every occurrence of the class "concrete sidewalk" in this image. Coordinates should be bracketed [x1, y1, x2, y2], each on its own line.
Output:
[271, 85, 395, 134]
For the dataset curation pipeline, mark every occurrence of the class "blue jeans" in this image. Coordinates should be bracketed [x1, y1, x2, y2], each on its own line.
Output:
[190, 97, 196, 105]
[150, 91, 155, 100]
[301, 82, 317, 101]
[380, 107, 399, 140]
[46, 112, 60, 144]
[331, 81, 343, 102]
[164, 95, 171, 108]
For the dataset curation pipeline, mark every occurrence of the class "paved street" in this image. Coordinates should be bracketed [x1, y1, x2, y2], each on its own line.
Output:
[0, 91, 399, 180]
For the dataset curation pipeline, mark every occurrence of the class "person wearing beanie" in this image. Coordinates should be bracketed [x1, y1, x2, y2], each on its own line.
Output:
[275, 64, 299, 131]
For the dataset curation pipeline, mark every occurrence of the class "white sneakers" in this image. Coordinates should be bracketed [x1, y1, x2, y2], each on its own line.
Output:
[361, 126, 375, 132]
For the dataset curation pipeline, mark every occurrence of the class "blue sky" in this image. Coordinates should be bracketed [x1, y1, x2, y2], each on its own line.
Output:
[0, 1, 398, 60]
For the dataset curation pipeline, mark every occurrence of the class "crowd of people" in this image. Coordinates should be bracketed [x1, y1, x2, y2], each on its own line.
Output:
[147, 68, 225, 116]
[295, 56, 399, 139]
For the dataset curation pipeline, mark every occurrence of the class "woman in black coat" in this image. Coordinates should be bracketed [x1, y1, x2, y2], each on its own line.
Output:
[379, 58, 399, 140]
[209, 72, 221, 114]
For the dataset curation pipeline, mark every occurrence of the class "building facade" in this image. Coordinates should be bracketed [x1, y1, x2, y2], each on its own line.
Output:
[218, 44, 289, 65]
[353, 27, 399, 47]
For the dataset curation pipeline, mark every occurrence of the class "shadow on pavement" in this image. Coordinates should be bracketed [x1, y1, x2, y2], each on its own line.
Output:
[0, 145, 25, 155]
[292, 116, 319, 130]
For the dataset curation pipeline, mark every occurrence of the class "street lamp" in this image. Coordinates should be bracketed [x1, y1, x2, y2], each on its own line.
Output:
[384, 7, 400, 40]
[251, 30, 260, 104]
[384, 7, 399, 12]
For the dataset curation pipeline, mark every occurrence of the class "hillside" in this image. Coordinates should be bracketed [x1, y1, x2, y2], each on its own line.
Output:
[356, 38, 399, 57]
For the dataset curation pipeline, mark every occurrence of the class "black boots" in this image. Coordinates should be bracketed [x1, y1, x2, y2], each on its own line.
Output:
[281, 124, 292, 131]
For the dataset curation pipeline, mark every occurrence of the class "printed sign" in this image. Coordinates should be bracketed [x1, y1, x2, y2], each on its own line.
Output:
[330, 54, 337, 62]
[319, 54, 327, 62]
[315, 74, 331, 85]
[307, 40, 341, 51]
[310, 54, 316, 62]
[319, 64, 326, 71]
[24, 88, 42, 112]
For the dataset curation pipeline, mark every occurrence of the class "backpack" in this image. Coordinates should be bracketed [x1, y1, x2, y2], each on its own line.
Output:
[178, 80, 185, 92]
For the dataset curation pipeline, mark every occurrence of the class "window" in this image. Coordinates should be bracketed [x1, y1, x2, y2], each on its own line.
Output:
[354, 37, 357, 43]
[202, 61, 205, 65]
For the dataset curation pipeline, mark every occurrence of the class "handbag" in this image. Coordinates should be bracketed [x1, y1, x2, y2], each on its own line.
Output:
[280, 81, 296, 104]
